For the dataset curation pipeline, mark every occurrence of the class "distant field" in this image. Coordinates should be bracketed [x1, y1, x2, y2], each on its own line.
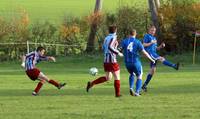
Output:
[0, 0, 148, 23]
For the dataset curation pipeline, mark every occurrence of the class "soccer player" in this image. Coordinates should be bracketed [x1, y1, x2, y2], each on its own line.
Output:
[142, 26, 179, 92]
[24, 46, 66, 96]
[86, 25, 123, 97]
[121, 29, 155, 96]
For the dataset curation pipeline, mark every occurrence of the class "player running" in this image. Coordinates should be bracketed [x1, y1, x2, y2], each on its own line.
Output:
[142, 26, 179, 92]
[86, 25, 123, 97]
[23, 46, 66, 96]
[120, 29, 155, 96]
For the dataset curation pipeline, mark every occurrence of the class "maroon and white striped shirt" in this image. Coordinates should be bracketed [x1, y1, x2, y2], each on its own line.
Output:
[25, 51, 48, 71]
[103, 33, 120, 63]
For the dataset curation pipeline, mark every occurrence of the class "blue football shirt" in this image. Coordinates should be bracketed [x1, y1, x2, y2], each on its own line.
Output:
[121, 37, 144, 63]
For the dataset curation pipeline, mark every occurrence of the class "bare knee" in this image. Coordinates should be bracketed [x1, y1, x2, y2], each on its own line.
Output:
[106, 72, 112, 81]
[149, 68, 156, 75]
[159, 57, 165, 62]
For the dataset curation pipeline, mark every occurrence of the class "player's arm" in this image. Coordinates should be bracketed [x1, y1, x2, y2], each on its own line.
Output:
[157, 42, 165, 50]
[40, 56, 56, 62]
[109, 37, 123, 57]
[47, 56, 56, 62]
[143, 41, 156, 47]
[143, 35, 156, 47]
[141, 49, 155, 63]
[117, 40, 124, 52]
[138, 41, 155, 63]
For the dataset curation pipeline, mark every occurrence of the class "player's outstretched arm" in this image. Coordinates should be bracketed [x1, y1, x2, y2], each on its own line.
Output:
[142, 49, 155, 64]
[143, 40, 156, 47]
[157, 42, 165, 50]
[47, 56, 56, 62]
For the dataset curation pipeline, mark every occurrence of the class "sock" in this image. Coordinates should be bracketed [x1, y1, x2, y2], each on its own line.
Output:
[34, 82, 43, 93]
[91, 76, 107, 86]
[143, 74, 153, 87]
[163, 60, 176, 68]
[114, 80, 120, 96]
[135, 79, 142, 94]
[49, 79, 59, 87]
[129, 74, 134, 90]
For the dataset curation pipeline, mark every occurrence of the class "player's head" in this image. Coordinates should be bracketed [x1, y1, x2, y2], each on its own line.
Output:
[36, 46, 45, 56]
[130, 29, 137, 37]
[148, 25, 156, 35]
[109, 25, 117, 34]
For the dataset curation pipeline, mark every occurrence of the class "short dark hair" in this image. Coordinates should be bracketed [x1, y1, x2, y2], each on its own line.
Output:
[109, 25, 117, 34]
[130, 29, 137, 36]
[148, 25, 156, 30]
[36, 46, 45, 52]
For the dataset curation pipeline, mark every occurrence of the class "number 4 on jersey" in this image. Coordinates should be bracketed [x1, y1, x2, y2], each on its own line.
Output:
[127, 42, 134, 52]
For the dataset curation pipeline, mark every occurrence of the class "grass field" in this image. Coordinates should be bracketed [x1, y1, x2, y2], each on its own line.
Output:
[0, 55, 200, 119]
[0, 0, 147, 23]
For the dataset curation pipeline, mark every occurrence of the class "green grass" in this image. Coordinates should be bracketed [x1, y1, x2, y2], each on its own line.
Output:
[0, 0, 147, 23]
[0, 55, 200, 119]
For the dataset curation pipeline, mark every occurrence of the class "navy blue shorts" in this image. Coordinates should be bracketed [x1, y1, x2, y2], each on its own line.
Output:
[149, 53, 160, 68]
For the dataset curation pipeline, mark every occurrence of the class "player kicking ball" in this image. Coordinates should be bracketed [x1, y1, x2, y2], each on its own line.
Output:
[86, 25, 123, 97]
[22, 46, 66, 96]
[120, 29, 155, 96]
[142, 25, 180, 92]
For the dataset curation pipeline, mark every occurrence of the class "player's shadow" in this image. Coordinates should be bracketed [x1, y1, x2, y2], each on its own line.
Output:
[1, 83, 198, 97]
[0, 87, 118, 97]
[145, 83, 200, 95]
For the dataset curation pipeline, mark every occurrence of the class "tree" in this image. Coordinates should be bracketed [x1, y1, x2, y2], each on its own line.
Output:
[148, 0, 161, 42]
[86, 0, 103, 52]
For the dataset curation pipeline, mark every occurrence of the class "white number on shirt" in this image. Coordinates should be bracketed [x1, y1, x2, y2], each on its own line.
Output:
[127, 42, 134, 52]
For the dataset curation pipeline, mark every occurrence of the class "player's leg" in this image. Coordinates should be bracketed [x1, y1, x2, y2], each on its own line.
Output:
[142, 62, 156, 92]
[158, 57, 179, 70]
[134, 63, 143, 96]
[86, 63, 114, 92]
[38, 72, 66, 89]
[32, 79, 46, 96]
[129, 73, 135, 95]
[86, 72, 111, 92]
[125, 63, 135, 96]
[112, 70, 121, 97]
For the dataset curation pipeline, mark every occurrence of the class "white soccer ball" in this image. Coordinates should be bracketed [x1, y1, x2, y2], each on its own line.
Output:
[89, 67, 98, 76]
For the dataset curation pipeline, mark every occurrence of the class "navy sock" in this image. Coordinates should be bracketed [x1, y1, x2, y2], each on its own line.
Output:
[136, 79, 142, 94]
[143, 74, 153, 87]
[129, 74, 134, 90]
[163, 60, 175, 68]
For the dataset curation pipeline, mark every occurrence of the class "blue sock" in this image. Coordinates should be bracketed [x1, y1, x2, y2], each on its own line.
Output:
[163, 60, 175, 68]
[143, 74, 152, 87]
[136, 79, 142, 94]
[129, 74, 134, 90]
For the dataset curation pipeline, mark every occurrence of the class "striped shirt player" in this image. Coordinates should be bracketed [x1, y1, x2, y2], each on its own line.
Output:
[121, 29, 155, 96]
[142, 26, 179, 92]
[25, 51, 48, 78]
[24, 46, 66, 96]
[86, 25, 123, 97]
[103, 33, 122, 71]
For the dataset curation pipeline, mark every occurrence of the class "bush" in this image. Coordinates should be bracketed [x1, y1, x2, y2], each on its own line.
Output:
[59, 17, 87, 55]
[158, 1, 200, 54]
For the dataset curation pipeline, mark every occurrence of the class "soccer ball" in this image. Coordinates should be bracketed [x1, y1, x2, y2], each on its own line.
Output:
[89, 67, 98, 76]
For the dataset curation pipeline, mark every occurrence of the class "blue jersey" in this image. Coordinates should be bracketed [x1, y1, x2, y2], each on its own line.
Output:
[121, 37, 144, 63]
[143, 34, 157, 54]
